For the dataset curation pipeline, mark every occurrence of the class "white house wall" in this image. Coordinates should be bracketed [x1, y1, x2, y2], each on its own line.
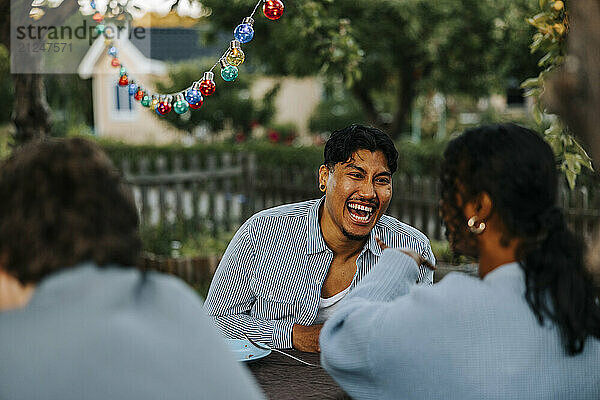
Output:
[92, 52, 184, 145]
[251, 76, 323, 137]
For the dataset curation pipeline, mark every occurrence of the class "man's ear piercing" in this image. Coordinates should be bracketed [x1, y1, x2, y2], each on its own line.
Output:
[320, 184, 326, 192]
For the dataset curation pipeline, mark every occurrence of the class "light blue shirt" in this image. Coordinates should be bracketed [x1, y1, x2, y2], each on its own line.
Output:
[0, 263, 265, 400]
[320, 250, 600, 399]
[204, 198, 434, 349]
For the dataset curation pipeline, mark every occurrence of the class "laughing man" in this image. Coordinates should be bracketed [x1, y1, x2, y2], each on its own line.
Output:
[204, 124, 434, 352]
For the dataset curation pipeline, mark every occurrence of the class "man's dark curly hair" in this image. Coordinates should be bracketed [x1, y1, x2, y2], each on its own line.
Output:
[324, 124, 398, 173]
[0, 138, 141, 284]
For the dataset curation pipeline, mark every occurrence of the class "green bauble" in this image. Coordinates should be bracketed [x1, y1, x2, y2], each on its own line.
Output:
[141, 95, 151, 107]
[221, 65, 239, 82]
[174, 99, 189, 114]
[96, 24, 105, 34]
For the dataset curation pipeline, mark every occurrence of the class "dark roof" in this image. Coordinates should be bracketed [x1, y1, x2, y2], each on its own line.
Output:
[130, 28, 221, 61]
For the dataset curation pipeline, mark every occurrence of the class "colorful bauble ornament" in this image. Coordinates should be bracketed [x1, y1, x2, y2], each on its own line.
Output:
[151, 95, 160, 109]
[155, 96, 173, 116]
[141, 94, 151, 107]
[226, 40, 245, 67]
[108, 46, 118, 57]
[185, 83, 204, 109]
[105, 0, 286, 115]
[93, 12, 104, 23]
[234, 17, 255, 43]
[199, 71, 216, 96]
[263, 0, 284, 20]
[91, 0, 96, 9]
[220, 60, 239, 82]
[174, 94, 190, 114]
[128, 82, 138, 96]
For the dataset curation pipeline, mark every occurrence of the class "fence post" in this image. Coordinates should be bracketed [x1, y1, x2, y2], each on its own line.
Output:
[242, 152, 256, 220]
[173, 155, 185, 224]
[138, 157, 151, 226]
[222, 152, 233, 232]
[156, 156, 168, 225]
[207, 155, 217, 236]
[189, 154, 201, 228]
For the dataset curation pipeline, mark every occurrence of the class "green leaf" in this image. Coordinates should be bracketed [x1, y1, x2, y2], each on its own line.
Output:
[520, 77, 540, 88]
[565, 169, 577, 189]
[538, 52, 554, 67]
[533, 107, 543, 125]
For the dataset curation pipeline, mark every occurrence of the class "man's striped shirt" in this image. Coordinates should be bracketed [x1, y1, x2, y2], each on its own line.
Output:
[204, 197, 435, 349]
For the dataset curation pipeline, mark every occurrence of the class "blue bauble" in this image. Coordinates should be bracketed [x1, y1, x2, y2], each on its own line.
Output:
[108, 46, 118, 57]
[185, 89, 203, 109]
[234, 24, 254, 44]
[128, 83, 138, 96]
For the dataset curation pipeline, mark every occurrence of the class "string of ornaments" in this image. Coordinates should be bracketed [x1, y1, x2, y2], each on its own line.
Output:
[90, 0, 284, 116]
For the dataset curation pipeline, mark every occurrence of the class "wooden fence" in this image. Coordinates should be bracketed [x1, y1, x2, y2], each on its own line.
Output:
[121, 153, 255, 234]
[120, 152, 600, 243]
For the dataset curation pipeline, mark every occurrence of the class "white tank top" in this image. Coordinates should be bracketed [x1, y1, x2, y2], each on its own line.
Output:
[313, 285, 351, 324]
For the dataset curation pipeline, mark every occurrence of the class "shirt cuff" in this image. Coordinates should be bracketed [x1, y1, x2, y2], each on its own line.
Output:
[272, 319, 295, 349]
[348, 248, 421, 302]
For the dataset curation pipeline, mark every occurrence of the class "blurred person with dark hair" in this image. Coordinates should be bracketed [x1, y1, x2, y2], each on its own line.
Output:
[0, 138, 264, 400]
[205, 124, 434, 352]
[320, 124, 600, 399]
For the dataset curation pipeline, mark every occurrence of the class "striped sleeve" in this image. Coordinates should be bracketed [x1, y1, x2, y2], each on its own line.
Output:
[203, 222, 294, 349]
[417, 240, 435, 285]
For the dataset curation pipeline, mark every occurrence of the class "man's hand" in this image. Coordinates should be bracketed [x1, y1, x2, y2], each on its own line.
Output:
[292, 323, 323, 353]
[375, 237, 436, 271]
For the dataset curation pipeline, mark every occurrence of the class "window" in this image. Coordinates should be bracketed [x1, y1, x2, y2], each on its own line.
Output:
[108, 78, 137, 121]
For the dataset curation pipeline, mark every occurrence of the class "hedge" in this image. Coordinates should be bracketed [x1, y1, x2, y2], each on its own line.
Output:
[98, 138, 446, 176]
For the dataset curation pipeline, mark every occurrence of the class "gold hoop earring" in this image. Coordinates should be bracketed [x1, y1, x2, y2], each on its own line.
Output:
[467, 216, 486, 235]
[319, 184, 326, 192]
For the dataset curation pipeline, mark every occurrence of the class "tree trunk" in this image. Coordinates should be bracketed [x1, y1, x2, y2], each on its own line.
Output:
[12, 73, 52, 145]
[351, 84, 379, 127]
[389, 69, 416, 139]
[0, 0, 79, 146]
[544, 0, 600, 165]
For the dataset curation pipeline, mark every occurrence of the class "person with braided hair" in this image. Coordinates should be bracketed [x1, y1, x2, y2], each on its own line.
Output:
[320, 123, 600, 399]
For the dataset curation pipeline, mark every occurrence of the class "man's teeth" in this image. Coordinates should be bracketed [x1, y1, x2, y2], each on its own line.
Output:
[348, 203, 374, 213]
[353, 214, 369, 222]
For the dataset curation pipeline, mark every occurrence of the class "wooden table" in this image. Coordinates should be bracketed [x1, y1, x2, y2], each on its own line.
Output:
[246, 350, 351, 400]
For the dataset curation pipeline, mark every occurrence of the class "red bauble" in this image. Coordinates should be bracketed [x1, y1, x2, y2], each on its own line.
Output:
[134, 90, 144, 101]
[156, 101, 172, 116]
[263, 0, 284, 20]
[199, 80, 216, 96]
[92, 12, 104, 23]
[111, 58, 121, 67]
[119, 75, 129, 86]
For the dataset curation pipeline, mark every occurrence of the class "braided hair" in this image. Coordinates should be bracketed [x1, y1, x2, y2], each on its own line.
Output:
[440, 123, 600, 355]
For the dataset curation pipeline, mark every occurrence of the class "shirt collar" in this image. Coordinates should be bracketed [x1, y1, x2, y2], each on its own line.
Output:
[483, 262, 524, 282]
[305, 196, 383, 257]
[306, 196, 329, 254]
